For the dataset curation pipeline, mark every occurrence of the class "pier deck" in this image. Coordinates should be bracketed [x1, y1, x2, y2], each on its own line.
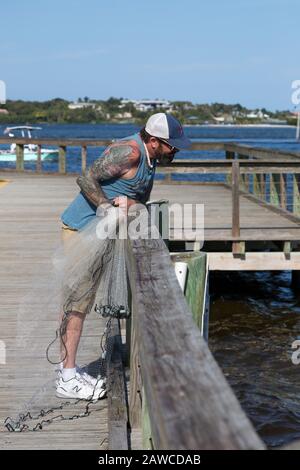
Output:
[0, 173, 108, 450]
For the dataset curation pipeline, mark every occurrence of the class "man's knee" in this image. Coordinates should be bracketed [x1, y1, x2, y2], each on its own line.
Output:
[69, 311, 86, 320]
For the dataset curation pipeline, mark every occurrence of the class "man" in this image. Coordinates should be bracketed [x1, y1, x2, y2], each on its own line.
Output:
[56, 112, 191, 400]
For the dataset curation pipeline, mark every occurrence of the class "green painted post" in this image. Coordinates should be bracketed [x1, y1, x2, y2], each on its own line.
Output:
[270, 174, 281, 207]
[293, 174, 300, 216]
[171, 252, 208, 337]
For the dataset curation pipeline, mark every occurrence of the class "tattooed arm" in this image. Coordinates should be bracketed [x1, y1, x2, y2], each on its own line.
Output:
[76, 142, 140, 207]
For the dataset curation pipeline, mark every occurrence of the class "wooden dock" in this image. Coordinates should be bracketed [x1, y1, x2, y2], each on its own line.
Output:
[1, 139, 300, 450]
[0, 173, 109, 449]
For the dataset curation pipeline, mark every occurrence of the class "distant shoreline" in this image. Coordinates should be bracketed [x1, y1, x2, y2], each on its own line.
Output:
[184, 123, 296, 128]
[0, 122, 296, 129]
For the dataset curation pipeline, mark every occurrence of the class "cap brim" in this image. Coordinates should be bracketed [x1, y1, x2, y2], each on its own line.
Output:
[167, 135, 192, 150]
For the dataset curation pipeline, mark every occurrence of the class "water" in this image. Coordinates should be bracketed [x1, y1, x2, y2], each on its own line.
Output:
[209, 271, 300, 448]
[1, 123, 300, 447]
[0, 123, 299, 174]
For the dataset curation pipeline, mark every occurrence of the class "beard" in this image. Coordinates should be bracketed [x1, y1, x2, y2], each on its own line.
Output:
[155, 144, 176, 166]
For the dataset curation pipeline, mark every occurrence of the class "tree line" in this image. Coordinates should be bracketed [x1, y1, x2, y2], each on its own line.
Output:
[0, 97, 295, 125]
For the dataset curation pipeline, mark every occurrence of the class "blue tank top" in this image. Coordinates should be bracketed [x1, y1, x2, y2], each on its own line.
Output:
[61, 133, 156, 230]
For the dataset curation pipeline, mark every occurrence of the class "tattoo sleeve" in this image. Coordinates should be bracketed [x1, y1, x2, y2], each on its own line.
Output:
[76, 143, 139, 206]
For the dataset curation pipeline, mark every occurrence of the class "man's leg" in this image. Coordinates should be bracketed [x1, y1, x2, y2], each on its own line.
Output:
[56, 224, 106, 399]
[61, 311, 86, 369]
[60, 226, 83, 372]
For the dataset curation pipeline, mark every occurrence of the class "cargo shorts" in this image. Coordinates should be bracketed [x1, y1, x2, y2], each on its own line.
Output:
[61, 223, 100, 315]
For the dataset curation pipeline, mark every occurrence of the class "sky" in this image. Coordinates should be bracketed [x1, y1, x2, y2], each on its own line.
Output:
[0, 0, 299, 110]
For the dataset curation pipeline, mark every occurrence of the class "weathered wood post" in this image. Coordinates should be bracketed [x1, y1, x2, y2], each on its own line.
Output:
[107, 318, 128, 450]
[128, 280, 142, 429]
[16, 144, 24, 171]
[226, 150, 235, 185]
[164, 173, 172, 184]
[36, 144, 42, 173]
[81, 146, 87, 176]
[128, 201, 169, 429]
[231, 160, 243, 254]
[146, 199, 169, 248]
[59, 146, 66, 174]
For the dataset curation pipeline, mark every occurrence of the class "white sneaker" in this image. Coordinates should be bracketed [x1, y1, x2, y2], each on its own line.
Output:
[56, 372, 105, 400]
[76, 368, 107, 399]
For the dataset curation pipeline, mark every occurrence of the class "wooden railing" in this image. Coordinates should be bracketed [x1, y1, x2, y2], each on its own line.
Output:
[2, 137, 300, 247]
[1, 137, 300, 174]
[125, 212, 264, 449]
[0, 138, 112, 174]
[157, 159, 300, 254]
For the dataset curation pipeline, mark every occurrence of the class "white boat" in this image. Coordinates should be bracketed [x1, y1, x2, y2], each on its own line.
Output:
[0, 126, 59, 162]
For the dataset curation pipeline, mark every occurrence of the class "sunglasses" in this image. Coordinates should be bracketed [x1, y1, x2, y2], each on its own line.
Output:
[157, 138, 179, 153]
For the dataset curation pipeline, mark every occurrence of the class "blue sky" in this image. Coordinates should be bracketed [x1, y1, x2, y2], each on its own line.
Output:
[0, 0, 299, 110]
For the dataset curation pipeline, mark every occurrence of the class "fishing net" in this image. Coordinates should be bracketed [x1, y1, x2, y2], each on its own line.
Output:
[3, 204, 131, 437]
[58, 205, 130, 320]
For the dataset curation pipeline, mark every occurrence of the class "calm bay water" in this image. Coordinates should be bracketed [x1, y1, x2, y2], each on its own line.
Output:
[0, 123, 299, 174]
[1, 123, 300, 447]
[209, 271, 300, 448]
